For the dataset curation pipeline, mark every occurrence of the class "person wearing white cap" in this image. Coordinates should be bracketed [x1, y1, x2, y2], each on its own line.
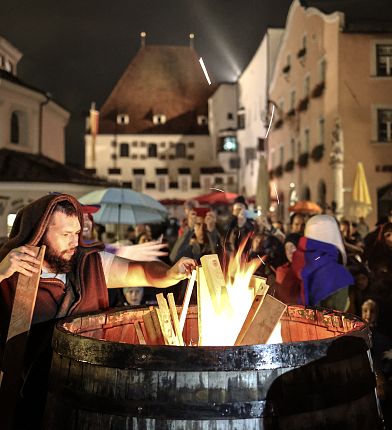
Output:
[288, 214, 354, 311]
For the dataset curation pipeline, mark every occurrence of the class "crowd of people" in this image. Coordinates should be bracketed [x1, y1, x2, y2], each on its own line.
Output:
[0, 191, 391, 428]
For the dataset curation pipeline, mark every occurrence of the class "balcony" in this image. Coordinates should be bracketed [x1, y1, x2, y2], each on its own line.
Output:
[297, 152, 309, 168]
[274, 165, 283, 177]
[297, 47, 306, 59]
[297, 97, 309, 112]
[310, 144, 325, 162]
[284, 159, 295, 172]
[311, 82, 325, 98]
[274, 118, 284, 130]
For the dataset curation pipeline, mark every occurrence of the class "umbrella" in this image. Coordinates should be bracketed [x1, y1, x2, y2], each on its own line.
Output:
[194, 191, 238, 205]
[79, 188, 168, 234]
[350, 162, 372, 218]
[289, 200, 322, 214]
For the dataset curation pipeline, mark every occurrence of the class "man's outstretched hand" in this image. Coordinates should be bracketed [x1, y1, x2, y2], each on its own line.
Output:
[166, 257, 197, 282]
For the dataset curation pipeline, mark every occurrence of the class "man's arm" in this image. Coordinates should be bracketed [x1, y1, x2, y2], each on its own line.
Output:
[106, 255, 196, 289]
[0, 246, 40, 283]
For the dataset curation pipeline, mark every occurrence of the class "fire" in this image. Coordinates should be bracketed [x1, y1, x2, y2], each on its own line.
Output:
[198, 235, 264, 346]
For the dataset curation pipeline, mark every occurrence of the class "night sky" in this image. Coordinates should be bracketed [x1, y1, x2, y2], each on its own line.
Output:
[0, 0, 293, 166]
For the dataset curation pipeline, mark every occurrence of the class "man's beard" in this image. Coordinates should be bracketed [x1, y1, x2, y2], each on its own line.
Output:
[42, 238, 77, 274]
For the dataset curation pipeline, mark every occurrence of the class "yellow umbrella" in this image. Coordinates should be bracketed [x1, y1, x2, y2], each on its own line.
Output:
[351, 162, 372, 218]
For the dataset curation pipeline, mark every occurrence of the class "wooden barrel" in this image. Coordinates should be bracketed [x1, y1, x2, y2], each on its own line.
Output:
[44, 305, 383, 430]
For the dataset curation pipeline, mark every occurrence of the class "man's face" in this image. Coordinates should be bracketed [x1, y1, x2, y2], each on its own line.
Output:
[233, 203, 246, 217]
[42, 211, 81, 272]
[291, 215, 305, 234]
[384, 230, 392, 249]
[82, 213, 93, 240]
[123, 287, 144, 306]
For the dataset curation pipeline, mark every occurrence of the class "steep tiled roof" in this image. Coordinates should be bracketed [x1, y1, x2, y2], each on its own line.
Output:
[99, 45, 216, 135]
[0, 148, 115, 186]
[300, 0, 392, 32]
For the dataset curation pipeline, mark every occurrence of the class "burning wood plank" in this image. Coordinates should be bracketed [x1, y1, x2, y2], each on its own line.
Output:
[200, 254, 224, 309]
[149, 306, 165, 345]
[156, 293, 180, 346]
[142, 310, 159, 344]
[179, 269, 196, 332]
[167, 293, 184, 346]
[235, 278, 269, 346]
[237, 295, 287, 345]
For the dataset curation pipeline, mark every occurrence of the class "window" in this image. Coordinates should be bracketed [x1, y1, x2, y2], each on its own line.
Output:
[245, 147, 256, 164]
[160, 142, 166, 148]
[219, 136, 237, 152]
[188, 141, 195, 148]
[153, 114, 166, 125]
[227, 112, 234, 120]
[176, 143, 186, 158]
[319, 118, 325, 144]
[116, 114, 129, 125]
[319, 58, 326, 82]
[119, 143, 129, 157]
[304, 75, 310, 97]
[290, 90, 296, 110]
[197, 115, 208, 126]
[148, 143, 157, 158]
[376, 44, 392, 76]
[108, 168, 121, 175]
[304, 129, 310, 152]
[229, 157, 240, 169]
[237, 111, 245, 129]
[10, 112, 19, 144]
[378, 109, 392, 142]
[227, 176, 235, 185]
[279, 146, 284, 165]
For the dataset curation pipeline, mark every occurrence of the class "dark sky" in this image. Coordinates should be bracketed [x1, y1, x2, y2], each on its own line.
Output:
[0, 0, 292, 167]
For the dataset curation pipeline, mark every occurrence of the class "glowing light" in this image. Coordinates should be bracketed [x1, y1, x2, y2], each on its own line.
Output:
[264, 105, 275, 140]
[199, 57, 212, 85]
[210, 187, 224, 192]
[199, 235, 263, 346]
[273, 183, 280, 205]
[290, 182, 295, 188]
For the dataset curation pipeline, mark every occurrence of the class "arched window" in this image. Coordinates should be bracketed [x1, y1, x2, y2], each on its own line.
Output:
[148, 143, 157, 158]
[301, 185, 311, 201]
[176, 143, 186, 158]
[11, 112, 19, 144]
[318, 180, 327, 210]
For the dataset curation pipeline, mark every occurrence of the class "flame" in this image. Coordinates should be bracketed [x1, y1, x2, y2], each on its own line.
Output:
[198, 235, 264, 346]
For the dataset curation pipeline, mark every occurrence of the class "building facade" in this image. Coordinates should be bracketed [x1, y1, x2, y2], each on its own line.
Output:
[267, 0, 392, 225]
[85, 37, 235, 201]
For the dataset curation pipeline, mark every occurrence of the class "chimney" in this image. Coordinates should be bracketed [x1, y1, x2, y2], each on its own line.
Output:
[189, 33, 195, 49]
[140, 32, 146, 48]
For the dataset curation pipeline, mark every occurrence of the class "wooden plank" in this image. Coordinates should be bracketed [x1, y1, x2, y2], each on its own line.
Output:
[179, 269, 197, 331]
[235, 284, 270, 346]
[156, 294, 179, 346]
[239, 295, 287, 345]
[167, 293, 184, 346]
[142, 311, 158, 345]
[0, 245, 46, 430]
[149, 306, 165, 345]
[134, 321, 146, 345]
[200, 254, 225, 310]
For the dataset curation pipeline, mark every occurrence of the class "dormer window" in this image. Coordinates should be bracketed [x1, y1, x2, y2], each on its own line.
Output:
[197, 115, 208, 126]
[117, 114, 129, 125]
[153, 114, 166, 125]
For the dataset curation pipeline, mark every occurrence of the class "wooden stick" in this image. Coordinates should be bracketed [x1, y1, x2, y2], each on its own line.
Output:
[179, 269, 197, 332]
[142, 311, 158, 344]
[0, 245, 46, 430]
[167, 293, 184, 346]
[235, 283, 270, 346]
[149, 306, 165, 345]
[134, 320, 146, 345]
[200, 254, 225, 311]
[156, 293, 179, 346]
[238, 295, 287, 346]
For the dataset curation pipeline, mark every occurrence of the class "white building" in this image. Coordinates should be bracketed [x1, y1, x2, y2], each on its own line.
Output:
[85, 36, 235, 201]
[0, 35, 109, 237]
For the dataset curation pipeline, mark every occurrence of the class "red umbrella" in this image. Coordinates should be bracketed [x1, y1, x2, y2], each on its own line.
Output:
[159, 198, 185, 206]
[289, 200, 322, 214]
[194, 191, 238, 205]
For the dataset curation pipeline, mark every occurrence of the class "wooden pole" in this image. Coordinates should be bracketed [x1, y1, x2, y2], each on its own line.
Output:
[179, 269, 196, 332]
